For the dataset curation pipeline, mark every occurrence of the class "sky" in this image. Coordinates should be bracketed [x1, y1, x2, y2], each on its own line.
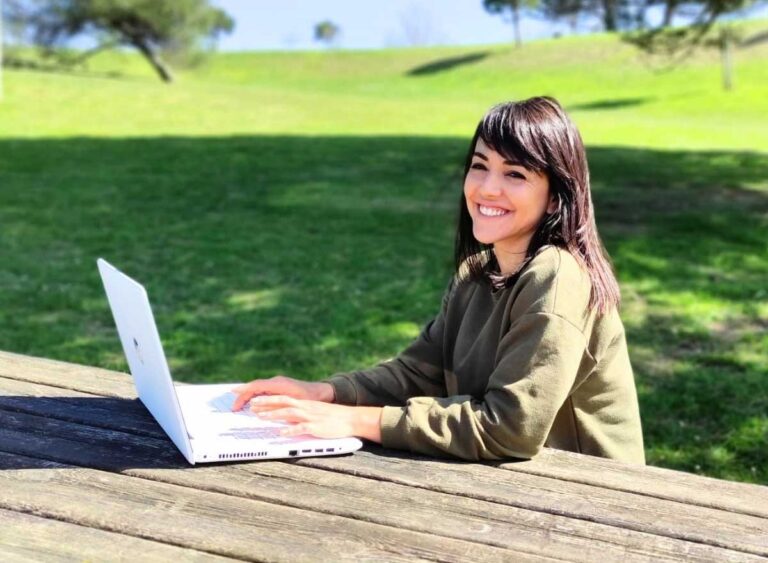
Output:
[3, 0, 767, 52]
[211, 0, 575, 51]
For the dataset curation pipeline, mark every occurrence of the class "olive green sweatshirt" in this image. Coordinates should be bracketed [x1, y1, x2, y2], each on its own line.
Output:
[326, 246, 645, 464]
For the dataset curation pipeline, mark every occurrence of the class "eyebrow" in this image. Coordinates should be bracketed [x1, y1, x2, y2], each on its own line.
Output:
[472, 151, 523, 167]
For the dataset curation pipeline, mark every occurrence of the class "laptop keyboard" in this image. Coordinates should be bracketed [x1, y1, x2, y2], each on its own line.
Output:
[218, 427, 283, 440]
[211, 392, 255, 416]
[206, 392, 286, 440]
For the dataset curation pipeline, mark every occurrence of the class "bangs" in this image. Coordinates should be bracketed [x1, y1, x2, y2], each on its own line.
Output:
[477, 103, 549, 173]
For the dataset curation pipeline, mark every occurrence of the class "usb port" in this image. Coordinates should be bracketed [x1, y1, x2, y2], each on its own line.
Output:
[315, 449, 323, 453]
[301, 449, 311, 453]
[325, 448, 334, 452]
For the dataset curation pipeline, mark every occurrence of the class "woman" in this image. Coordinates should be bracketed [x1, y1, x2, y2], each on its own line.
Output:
[232, 96, 645, 463]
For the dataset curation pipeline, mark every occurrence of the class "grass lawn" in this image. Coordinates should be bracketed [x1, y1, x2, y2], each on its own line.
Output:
[1, 24, 766, 483]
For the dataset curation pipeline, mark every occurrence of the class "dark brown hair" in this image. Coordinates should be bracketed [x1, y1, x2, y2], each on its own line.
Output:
[454, 96, 620, 313]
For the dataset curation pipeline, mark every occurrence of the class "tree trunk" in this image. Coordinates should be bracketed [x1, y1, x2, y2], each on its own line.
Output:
[662, 0, 676, 27]
[133, 40, 174, 83]
[721, 28, 734, 91]
[513, 4, 522, 48]
[601, 0, 617, 31]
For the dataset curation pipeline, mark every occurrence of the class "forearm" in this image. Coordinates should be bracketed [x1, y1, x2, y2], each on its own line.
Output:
[327, 356, 446, 407]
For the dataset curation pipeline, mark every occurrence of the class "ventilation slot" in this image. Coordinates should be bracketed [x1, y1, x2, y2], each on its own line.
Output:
[218, 451, 269, 460]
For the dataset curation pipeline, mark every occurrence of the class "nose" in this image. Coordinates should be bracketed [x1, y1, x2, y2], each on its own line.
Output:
[477, 173, 504, 198]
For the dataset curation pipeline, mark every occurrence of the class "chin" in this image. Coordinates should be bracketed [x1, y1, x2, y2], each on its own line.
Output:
[472, 227, 500, 245]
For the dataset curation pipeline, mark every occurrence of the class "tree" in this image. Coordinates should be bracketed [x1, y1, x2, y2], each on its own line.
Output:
[538, 0, 637, 32]
[313, 20, 339, 47]
[7, 0, 234, 83]
[484, 0, 541, 47]
[622, 0, 768, 91]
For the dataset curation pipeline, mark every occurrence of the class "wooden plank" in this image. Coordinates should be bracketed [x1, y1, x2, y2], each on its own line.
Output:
[173, 462, 767, 563]
[295, 449, 768, 557]
[0, 350, 136, 398]
[0, 403, 763, 561]
[0, 507, 232, 562]
[0, 407, 188, 469]
[3, 350, 766, 520]
[0, 451, 544, 563]
[0, 376, 165, 439]
[502, 447, 768, 519]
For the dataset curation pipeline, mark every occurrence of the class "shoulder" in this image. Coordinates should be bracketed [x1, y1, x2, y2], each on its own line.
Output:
[523, 245, 585, 286]
[511, 246, 592, 322]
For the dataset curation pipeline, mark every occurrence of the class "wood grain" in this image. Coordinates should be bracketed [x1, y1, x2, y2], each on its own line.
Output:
[0, 378, 766, 561]
[0, 451, 545, 563]
[2, 351, 767, 562]
[0, 351, 136, 398]
[0, 507, 231, 562]
[0, 376, 164, 439]
[295, 449, 768, 556]
[502, 447, 768, 519]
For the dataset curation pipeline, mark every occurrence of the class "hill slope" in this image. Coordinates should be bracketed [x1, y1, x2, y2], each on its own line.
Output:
[3, 26, 768, 149]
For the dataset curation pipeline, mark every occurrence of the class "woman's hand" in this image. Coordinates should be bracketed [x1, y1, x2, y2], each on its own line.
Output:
[247, 395, 382, 443]
[231, 375, 334, 411]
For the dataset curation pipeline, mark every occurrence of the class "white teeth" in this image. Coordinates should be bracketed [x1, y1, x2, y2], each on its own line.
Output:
[478, 205, 509, 217]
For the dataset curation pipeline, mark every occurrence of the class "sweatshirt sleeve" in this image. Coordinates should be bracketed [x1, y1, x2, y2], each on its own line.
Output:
[323, 279, 454, 407]
[378, 310, 590, 461]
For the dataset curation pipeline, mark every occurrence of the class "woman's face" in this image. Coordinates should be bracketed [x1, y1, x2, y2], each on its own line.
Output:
[463, 137, 555, 256]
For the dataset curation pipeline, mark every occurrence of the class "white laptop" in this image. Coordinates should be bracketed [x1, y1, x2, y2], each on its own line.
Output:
[97, 258, 362, 464]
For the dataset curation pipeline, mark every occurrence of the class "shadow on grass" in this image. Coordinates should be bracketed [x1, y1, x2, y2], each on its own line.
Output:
[568, 97, 651, 111]
[406, 52, 490, 76]
[0, 135, 765, 483]
[2, 55, 129, 81]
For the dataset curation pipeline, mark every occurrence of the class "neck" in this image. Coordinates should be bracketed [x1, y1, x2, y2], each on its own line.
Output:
[493, 246, 528, 275]
[493, 234, 536, 274]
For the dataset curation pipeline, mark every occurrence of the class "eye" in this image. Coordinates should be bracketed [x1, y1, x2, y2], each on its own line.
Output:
[506, 170, 527, 180]
[470, 162, 487, 170]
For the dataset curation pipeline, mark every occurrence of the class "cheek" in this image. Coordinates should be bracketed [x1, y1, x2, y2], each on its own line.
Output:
[463, 181, 474, 203]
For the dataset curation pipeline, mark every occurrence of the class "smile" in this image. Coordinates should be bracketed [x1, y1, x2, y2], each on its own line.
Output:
[478, 204, 510, 217]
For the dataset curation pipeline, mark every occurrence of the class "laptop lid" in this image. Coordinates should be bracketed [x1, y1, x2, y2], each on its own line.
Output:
[97, 258, 195, 464]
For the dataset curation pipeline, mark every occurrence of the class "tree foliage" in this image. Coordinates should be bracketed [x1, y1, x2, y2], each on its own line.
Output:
[6, 0, 234, 82]
[538, 0, 639, 31]
[314, 20, 340, 46]
[530, 0, 768, 89]
[621, 0, 768, 90]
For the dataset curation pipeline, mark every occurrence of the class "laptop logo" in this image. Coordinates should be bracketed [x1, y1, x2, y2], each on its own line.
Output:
[133, 337, 144, 364]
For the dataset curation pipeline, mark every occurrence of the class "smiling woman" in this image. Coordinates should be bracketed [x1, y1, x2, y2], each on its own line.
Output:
[232, 96, 645, 464]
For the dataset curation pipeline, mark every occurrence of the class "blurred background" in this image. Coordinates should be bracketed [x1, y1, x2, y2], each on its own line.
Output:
[0, 0, 766, 484]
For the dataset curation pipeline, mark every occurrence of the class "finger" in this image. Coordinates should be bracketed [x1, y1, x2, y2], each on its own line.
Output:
[231, 392, 253, 412]
[231, 381, 284, 411]
[232, 388, 259, 411]
[249, 395, 299, 407]
[233, 375, 287, 395]
[280, 423, 314, 437]
[254, 407, 304, 423]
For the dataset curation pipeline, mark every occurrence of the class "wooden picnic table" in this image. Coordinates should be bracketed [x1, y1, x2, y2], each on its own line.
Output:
[0, 350, 766, 562]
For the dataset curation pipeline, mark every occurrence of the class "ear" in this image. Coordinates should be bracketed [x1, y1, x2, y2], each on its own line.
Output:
[546, 194, 558, 215]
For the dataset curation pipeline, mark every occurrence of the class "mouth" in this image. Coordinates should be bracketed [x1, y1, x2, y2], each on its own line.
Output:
[477, 204, 510, 217]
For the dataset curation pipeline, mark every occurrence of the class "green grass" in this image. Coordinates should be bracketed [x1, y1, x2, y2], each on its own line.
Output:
[1, 25, 766, 483]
